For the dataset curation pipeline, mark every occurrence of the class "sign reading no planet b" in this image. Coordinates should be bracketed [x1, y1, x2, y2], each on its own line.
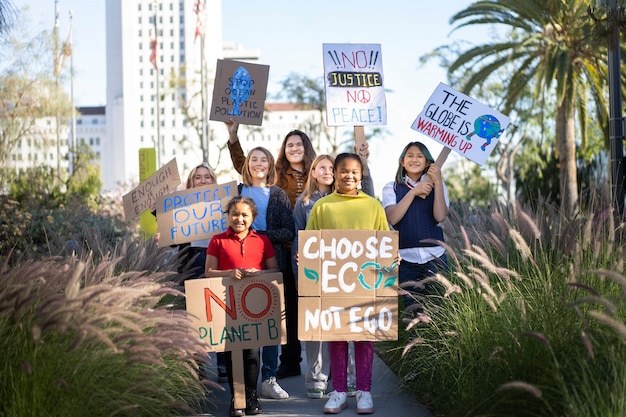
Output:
[298, 230, 399, 342]
[122, 158, 181, 221]
[156, 181, 237, 246]
[323, 43, 387, 127]
[210, 59, 270, 126]
[411, 82, 511, 166]
[185, 274, 286, 352]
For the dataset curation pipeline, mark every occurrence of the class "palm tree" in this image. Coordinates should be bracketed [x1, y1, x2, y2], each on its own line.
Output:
[447, 0, 608, 217]
[0, 0, 17, 36]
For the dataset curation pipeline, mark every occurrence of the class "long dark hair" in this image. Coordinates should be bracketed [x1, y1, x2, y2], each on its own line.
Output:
[394, 141, 435, 186]
[275, 130, 316, 187]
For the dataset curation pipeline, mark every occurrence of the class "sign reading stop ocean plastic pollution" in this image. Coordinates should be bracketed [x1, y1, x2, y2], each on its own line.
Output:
[411, 82, 511, 166]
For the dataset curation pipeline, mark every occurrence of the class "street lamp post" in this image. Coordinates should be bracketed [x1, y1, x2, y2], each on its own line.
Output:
[605, 0, 625, 219]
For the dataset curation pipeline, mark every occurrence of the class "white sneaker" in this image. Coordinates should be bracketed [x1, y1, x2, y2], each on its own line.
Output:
[323, 390, 348, 414]
[356, 390, 374, 414]
[261, 377, 289, 399]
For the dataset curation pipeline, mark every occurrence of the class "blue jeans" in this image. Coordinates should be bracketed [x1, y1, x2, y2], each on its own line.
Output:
[261, 344, 279, 380]
[398, 254, 449, 309]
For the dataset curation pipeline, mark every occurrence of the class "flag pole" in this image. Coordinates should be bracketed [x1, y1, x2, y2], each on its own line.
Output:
[69, 9, 76, 175]
[152, 2, 161, 166]
[53, 0, 62, 186]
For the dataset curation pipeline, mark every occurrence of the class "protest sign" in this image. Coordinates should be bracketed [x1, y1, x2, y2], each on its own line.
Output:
[185, 273, 286, 352]
[323, 43, 387, 127]
[156, 180, 237, 246]
[411, 82, 511, 166]
[210, 59, 270, 126]
[297, 230, 399, 342]
[122, 158, 181, 221]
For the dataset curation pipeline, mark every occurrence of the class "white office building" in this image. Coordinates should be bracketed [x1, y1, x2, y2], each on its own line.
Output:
[104, 0, 225, 191]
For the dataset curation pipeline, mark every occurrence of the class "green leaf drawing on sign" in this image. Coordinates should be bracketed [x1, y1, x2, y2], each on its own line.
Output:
[304, 267, 319, 284]
[384, 276, 397, 288]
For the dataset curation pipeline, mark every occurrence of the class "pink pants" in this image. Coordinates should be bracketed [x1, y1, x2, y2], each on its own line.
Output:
[328, 340, 373, 392]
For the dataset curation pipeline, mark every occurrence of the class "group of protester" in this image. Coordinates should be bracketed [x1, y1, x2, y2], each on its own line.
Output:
[175, 120, 449, 416]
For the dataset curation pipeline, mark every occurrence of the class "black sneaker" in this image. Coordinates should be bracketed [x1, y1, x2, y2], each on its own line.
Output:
[229, 399, 244, 417]
[245, 389, 262, 415]
[276, 365, 301, 379]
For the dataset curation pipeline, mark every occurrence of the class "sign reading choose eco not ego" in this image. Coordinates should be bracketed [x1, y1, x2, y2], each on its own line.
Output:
[185, 274, 286, 352]
[297, 230, 399, 342]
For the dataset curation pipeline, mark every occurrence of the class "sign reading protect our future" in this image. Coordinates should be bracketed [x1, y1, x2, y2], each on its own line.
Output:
[155, 181, 237, 246]
[185, 274, 286, 352]
[298, 230, 399, 342]
[411, 82, 511, 166]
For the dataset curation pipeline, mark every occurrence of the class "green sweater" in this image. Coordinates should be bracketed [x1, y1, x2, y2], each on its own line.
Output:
[306, 190, 389, 231]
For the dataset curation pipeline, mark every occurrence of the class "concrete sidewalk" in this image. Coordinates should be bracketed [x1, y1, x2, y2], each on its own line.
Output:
[192, 346, 434, 417]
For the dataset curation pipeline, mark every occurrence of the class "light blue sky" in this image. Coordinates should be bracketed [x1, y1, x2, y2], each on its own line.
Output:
[14, 0, 489, 186]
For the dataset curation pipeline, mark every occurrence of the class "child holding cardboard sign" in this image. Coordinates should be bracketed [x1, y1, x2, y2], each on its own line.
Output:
[234, 145, 294, 400]
[205, 195, 280, 417]
[382, 141, 450, 312]
[306, 153, 389, 415]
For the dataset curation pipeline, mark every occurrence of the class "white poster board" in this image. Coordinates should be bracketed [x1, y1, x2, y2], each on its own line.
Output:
[323, 43, 387, 127]
[411, 82, 511, 166]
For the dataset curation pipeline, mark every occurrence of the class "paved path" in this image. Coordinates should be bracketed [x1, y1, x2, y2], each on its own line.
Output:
[191, 346, 434, 417]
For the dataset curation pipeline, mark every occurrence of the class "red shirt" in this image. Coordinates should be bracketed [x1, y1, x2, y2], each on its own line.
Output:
[206, 228, 275, 270]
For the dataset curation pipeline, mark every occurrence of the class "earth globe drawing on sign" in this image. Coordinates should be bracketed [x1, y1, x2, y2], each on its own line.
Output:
[466, 114, 504, 151]
[228, 66, 253, 116]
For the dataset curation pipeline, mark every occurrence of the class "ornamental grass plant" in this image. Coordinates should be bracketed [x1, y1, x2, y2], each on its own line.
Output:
[0, 236, 220, 417]
[382, 193, 626, 417]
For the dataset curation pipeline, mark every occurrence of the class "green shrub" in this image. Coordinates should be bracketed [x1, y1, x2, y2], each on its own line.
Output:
[0, 239, 216, 417]
[383, 197, 626, 417]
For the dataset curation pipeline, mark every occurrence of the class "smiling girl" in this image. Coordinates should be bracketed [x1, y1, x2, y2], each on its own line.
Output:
[382, 141, 449, 311]
[236, 146, 295, 401]
[305, 153, 388, 415]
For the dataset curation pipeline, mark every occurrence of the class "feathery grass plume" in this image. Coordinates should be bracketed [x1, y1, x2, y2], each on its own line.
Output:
[485, 231, 506, 255]
[569, 296, 618, 315]
[405, 313, 432, 331]
[520, 331, 550, 347]
[567, 281, 596, 297]
[402, 337, 425, 356]
[591, 269, 626, 295]
[508, 229, 533, 262]
[459, 224, 472, 250]
[482, 293, 498, 312]
[514, 201, 542, 241]
[588, 310, 626, 340]
[454, 271, 474, 289]
[444, 284, 462, 298]
[467, 266, 499, 301]
[496, 381, 542, 399]
[580, 331, 594, 359]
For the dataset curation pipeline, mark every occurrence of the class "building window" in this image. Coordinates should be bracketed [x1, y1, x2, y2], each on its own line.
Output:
[96, 138, 100, 146]
[89, 138, 94, 146]
[92, 118, 98, 125]
[77, 119, 82, 125]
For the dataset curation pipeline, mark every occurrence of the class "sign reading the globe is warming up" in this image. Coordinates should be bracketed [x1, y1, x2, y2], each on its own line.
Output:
[411, 82, 511, 166]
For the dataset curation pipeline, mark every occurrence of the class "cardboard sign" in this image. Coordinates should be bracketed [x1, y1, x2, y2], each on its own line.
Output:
[185, 274, 286, 352]
[411, 82, 511, 166]
[298, 230, 399, 341]
[122, 158, 181, 221]
[210, 59, 270, 126]
[156, 181, 238, 246]
[323, 43, 387, 127]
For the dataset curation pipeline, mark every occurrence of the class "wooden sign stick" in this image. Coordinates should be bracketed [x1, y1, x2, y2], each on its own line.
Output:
[354, 125, 365, 149]
[233, 350, 246, 409]
[434, 146, 451, 168]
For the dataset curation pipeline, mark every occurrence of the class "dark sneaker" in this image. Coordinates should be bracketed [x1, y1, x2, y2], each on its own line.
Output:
[229, 399, 244, 417]
[245, 389, 262, 415]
